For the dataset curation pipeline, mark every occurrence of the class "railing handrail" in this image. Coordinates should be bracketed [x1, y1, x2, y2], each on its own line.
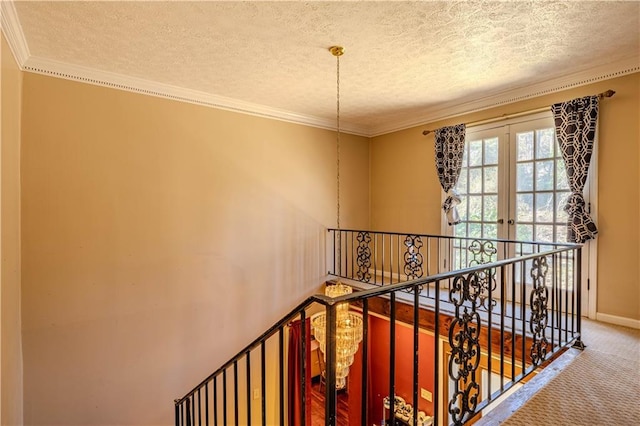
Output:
[327, 244, 578, 304]
[175, 293, 335, 405]
[327, 228, 582, 249]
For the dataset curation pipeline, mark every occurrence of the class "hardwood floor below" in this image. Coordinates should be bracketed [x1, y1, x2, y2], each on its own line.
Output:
[309, 380, 350, 425]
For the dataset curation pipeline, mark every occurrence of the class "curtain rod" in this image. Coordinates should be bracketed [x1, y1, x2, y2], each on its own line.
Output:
[422, 89, 616, 136]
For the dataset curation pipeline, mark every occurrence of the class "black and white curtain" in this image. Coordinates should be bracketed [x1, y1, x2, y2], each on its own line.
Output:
[551, 95, 599, 243]
[434, 124, 466, 225]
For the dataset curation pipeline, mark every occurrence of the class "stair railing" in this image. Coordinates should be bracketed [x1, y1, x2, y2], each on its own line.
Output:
[176, 232, 583, 426]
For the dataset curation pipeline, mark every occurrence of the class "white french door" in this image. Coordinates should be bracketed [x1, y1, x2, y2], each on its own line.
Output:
[448, 113, 594, 315]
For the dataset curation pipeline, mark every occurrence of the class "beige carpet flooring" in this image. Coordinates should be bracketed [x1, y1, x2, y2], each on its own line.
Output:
[477, 319, 640, 426]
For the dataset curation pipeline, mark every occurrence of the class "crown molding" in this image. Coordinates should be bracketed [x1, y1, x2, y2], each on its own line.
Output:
[4, 0, 638, 140]
[369, 55, 640, 137]
[22, 55, 371, 137]
[1, 0, 29, 67]
[15, 52, 640, 139]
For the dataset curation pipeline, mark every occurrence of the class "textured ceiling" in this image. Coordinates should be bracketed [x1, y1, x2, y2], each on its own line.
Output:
[10, 1, 640, 135]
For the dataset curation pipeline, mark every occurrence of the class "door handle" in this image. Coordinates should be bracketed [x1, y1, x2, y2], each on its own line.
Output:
[496, 219, 504, 224]
[508, 219, 515, 225]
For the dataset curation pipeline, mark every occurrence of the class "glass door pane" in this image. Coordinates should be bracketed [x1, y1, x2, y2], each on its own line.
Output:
[452, 129, 507, 269]
[510, 119, 571, 251]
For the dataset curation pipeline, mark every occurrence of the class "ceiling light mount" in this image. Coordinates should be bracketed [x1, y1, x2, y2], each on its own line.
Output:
[329, 46, 345, 57]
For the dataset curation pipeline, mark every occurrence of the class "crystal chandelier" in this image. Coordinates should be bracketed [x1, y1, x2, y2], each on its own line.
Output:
[312, 282, 363, 389]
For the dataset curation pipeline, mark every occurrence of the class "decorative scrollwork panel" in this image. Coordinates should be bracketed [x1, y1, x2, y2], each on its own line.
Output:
[448, 272, 482, 425]
[529, 256, 550, 366]
[403, 235, 424, 280]
[467, 240, 498, 311]
[356, 232, 372, 282]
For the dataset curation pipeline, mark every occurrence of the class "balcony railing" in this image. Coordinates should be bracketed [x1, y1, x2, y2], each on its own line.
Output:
[175, 230, 583, 426]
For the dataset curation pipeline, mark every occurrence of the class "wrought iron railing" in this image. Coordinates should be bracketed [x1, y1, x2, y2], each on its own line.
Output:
[175, 231, 583, 426]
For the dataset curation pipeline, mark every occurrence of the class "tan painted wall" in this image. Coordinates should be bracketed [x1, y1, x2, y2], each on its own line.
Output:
[21, 73, 369, 425]
[371, 72, 640, 322]
[1, 34, 24, 426]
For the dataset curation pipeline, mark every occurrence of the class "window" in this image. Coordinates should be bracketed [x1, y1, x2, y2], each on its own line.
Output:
[454, 115, 570, 245]
[444, 112, 596, 314]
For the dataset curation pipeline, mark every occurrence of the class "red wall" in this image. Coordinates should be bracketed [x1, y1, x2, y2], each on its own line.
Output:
[347, 315, 435, 425]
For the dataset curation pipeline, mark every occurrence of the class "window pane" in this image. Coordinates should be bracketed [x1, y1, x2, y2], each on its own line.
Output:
[484, 166, 498, 193]
[456, 169, 468, 194]
[468, 196, 482, 221]
[484, 138, 499, 165]
[454, 223, 467, 237]
[484, 195, 498, 222]
[458, 198, 468, 221]
[535, 193, 554, 223]
[469, 140, 483, 166]
[468, 222, 482, 238]
[536, 160, 554, 191]
[517, 224, 533, 241]
[556, 191, 570, 223]
[535, 225, 554, 242]
[554, 225, 567, 243]
[517, 132, 534, 161]
[517, 193, 534, 222]
[536, 128, 555, 159]
[556, 160, 569, 190]
[469, 168, 482, 194]
[483, 224, 497, 239]
[517, 163, 533, 191]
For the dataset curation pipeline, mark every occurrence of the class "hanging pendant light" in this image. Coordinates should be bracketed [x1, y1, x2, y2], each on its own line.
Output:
[311, 46, 363, 390]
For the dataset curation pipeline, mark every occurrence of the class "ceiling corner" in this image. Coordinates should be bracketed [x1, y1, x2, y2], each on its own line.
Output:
[1, 0, 30, 67]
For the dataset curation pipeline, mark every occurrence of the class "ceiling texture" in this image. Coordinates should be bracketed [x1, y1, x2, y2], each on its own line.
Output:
[2, 1, 639, 136]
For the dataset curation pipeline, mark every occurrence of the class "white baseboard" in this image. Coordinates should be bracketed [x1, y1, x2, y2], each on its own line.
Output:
[596, 312, 640, 329]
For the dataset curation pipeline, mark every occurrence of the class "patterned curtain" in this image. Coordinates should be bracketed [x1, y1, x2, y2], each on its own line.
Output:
[434, 124, 466, 225]
[551, 95, 599, 243]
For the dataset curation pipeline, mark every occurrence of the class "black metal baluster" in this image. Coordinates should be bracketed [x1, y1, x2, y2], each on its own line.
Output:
[205, 383, 209, 426]
[374, 233, 378, 285]
[390, 233, 394, 284]
[198, 388, 202, 426]
[521, 258, 526, 374]
[223, 370, 227, 426]
[246, 352, 252, 426]
[562, 251, 576, 342]
[511, 261, 516, 380]
[573, 248, 585, 349]
[389, 292, 396, 425]
[361, 299, 369, 426]
[234, 361, 239, 426]
[214, 376, 218, 426]
[279, 327, 284, 426]
[300, 311, 307, 426]
[500, 268, 505, 393]
[397, 235, 401, 283]
[551, 253, 557, 349]
[332, 230, 336, 276]
[325, 303, 338, 426]
[186, 397, 192, 426]
[175, 400, 180, 426]
[351, 231, 355, 279]
[487, 266, 494, 400]
[191, 395, 195, 426]
[434, 280, 440, 426]
[382, 234, 385, 285]
[261, 341, 266, 426]
[412, 286, 419, 426]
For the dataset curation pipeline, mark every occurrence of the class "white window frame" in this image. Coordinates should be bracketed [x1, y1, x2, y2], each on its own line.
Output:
[439, 111, 598, 319]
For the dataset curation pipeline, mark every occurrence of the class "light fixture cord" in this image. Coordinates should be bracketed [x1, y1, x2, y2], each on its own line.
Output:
[336, 53, 341, 232]
[336, 52, 341, 275]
